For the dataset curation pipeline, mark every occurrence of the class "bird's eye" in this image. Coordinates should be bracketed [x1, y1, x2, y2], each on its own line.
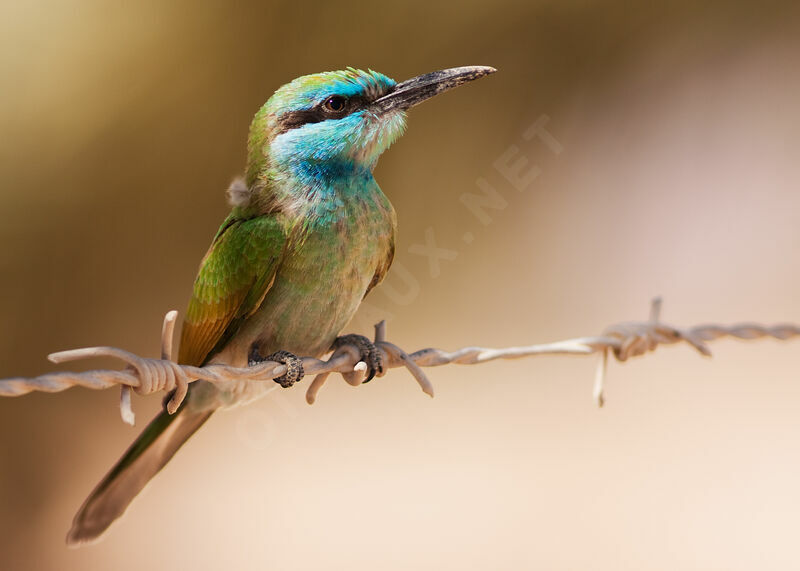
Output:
[323, 95, 347, 113]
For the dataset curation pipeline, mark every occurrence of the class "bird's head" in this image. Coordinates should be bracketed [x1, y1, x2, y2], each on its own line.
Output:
[245, 66, 495, 190]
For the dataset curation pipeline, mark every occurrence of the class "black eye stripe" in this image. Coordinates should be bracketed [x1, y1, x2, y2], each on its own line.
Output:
[274, 95, 369, 135]
[274, 108, 327, 135]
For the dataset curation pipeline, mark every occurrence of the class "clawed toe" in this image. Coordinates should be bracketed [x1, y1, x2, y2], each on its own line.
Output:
[332, 334, 384, 383]
[249, 345, 304, 388]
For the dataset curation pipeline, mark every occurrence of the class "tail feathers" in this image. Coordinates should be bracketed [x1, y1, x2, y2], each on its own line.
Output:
[66, 405, 213, 546]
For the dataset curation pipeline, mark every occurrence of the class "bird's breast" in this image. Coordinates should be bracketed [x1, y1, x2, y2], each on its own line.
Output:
[211, 178, 395, 393]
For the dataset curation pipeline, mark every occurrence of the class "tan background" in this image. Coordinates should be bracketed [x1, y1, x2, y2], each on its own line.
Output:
[2, 1, 800, 569]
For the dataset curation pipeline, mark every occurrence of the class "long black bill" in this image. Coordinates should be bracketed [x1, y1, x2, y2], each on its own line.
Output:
[374, 66, 496, 113]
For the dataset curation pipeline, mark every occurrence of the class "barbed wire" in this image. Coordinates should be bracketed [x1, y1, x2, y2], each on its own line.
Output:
[1, 298, 798, 424]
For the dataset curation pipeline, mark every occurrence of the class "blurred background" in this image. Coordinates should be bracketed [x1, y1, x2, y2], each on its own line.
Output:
[2, 0, 800, 569]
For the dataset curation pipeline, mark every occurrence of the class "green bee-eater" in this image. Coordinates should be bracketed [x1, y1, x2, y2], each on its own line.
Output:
[67, 65, 495, 545]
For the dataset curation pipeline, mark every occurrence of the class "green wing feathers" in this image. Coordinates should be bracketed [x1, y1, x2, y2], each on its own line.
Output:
[67, 212, 288, 545]
[178, 213, 287, 367]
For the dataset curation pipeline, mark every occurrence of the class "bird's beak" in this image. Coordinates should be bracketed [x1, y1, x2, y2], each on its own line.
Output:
[373, 66, 496, 113]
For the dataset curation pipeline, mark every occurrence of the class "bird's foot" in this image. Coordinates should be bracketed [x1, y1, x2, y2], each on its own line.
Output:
[249, 346, 304, 388]
[331, 334, 384, 383]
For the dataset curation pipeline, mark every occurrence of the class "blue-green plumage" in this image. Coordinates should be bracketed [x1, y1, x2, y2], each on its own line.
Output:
[67, 65, 495, 545]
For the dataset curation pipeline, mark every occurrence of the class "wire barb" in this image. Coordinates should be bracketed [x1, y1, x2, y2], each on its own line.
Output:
[1, 299, 799, 422]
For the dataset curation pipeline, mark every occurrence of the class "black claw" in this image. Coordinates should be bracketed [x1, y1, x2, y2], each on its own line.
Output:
[247, 343, 263, 368]
[332, 334, 383, 383]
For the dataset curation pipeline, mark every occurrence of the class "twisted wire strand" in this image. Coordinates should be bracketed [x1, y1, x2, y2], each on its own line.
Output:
[1, 299, 798, 422]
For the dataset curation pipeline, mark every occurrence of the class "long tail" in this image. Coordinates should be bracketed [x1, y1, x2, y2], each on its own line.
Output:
[66, 404, 213, 546]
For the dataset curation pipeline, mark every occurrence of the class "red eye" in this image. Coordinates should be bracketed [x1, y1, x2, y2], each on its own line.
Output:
[323, 95, 346, 113]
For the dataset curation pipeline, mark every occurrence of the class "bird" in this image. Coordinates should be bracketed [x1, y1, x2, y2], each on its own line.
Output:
[66, 65, 496, 545]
